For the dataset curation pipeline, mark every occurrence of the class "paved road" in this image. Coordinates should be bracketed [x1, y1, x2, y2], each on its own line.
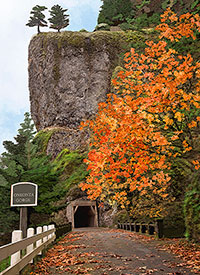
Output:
[34, 227, 195, 275]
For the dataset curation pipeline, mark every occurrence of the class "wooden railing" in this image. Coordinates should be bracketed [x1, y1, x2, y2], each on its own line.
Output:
[118, 220, 163, 238]
[0, 225, 56, 275]
[56, 223, 72, 239]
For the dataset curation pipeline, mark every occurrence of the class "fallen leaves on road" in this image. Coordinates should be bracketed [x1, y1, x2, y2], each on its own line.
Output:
[31, 233, 100, 274]
[161, 239, 200, 274]
[31, 229, 200, 275]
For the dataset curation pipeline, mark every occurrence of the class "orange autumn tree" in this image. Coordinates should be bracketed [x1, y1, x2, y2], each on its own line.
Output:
[80, 9, 200, 218]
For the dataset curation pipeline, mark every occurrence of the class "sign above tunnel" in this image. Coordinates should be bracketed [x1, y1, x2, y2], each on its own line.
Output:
[11, 182, 38, 207]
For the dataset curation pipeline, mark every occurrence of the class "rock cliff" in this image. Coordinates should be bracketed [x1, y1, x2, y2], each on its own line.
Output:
[28, 31, 128, 155]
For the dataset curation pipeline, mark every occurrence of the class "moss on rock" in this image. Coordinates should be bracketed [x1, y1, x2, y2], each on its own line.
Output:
[52, 148, 88, 192]
[34, 128, 58, 152]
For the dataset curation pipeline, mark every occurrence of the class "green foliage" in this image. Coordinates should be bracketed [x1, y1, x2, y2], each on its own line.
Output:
[18, 112, 36, 140]
[0, 186, 19, 232]
[136, 0, 150, 9]
[97, 0, 161, 30]
[0, 112, 36, 232]
[191, 0, 199, 9]
[190, 0, 200, 15]
[48, 5, 69, 32]
[0, 112, 36, 184]
[125, 30, 147, 50]
[134, 14, 148, 29]
[0, 113, 60, 231]
[184, 171, 200, 242]
[98, 0, 134, 26]
[30, 148, 88, 218]
[22, 152, 60, 214]
[0, 257, 10, 273]
[26, 146, 88, 216]
[163, 202, 185, 238]
[168, 158, 193, 199]
[26, 5, 47, 33]
[119, 13, 161, 31]
[34, 128, 56, 152]
[165, 35, 200, 59]
[119, 22, 133, 31]
[52, 149, 88, 190]
[0, 112, 88, 230]
[147, 13, 161, 26]
[162, 0, 170, 10]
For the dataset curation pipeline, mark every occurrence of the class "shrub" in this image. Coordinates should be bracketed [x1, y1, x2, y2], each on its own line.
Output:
[98, 0, 133, 26]
[184, 171, 200, 242]
[79, 29, 88, 32]
[95, 23, 110, 31]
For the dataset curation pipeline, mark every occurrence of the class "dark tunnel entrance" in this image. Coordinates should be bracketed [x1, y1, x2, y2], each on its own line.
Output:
[74, 206, 95, 228]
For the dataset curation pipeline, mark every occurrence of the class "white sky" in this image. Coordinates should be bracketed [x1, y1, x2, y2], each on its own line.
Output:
[0, 0, 101, 154]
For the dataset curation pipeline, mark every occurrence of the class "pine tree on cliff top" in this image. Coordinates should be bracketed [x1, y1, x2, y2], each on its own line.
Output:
[26, 5, 48, 34]
[48, 5, 69, 32]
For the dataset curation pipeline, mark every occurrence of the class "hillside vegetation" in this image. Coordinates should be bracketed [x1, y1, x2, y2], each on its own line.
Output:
[81, 8, 200, 241]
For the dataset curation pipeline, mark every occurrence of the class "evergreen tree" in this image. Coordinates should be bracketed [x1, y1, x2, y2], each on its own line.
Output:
[98, 0, 133, 26]
[22, 152, 60, 216]
[0, 112, 36, 183]
[0, 113, 66, 231]
[0, 112, 36, 232]
[26, 5, 48, 34]
[48, 5, 69, 32]
[0, 183, 18, 233]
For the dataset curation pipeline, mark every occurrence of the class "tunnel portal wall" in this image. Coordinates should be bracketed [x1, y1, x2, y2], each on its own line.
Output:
[66, 199, 98, 228]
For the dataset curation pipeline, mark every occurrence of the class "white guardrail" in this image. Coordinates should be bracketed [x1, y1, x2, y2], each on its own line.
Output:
[0, 225, 56, 275]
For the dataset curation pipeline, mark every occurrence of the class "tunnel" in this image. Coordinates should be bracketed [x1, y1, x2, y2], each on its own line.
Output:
[74, 206, 95, 228]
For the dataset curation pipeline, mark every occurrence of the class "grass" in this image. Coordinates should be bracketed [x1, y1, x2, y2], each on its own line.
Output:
[0, 256, 10, 272]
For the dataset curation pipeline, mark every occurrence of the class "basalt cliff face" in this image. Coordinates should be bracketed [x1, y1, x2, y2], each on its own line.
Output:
[28, 31, 127, 156]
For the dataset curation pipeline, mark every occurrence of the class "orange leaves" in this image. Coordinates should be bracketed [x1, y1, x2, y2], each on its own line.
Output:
[79, 10, 200, 212]
[152, 134, 169, 147]
[182, 140, 192, 153]
[188, 120, 197, 128]
[163, 115, 173, 127]
[192, 160, 200, 170]
[174, 111, 184, 122]
[171, 135, 179, 141]
[157, 8, 200, 42]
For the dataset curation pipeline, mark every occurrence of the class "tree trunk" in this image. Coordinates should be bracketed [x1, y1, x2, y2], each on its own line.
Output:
[37, 24, 40, 34]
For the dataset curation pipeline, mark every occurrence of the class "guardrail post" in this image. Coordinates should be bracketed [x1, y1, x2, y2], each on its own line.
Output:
[155, 219, 163, 238]
[43, 225, 48, 243]
[36, 226, 42, 255]
[48, 225, 54, 239]
[27, 228, 34, 263]
[52, 224, 55, 238]
[11, 230, 22, 266]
